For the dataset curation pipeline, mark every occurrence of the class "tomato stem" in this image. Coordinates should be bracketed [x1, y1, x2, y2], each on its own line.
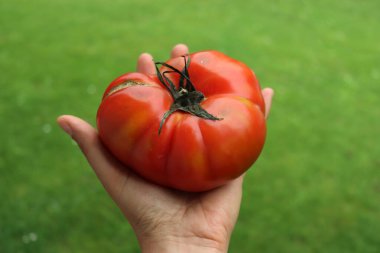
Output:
[155, 56, 222, 134]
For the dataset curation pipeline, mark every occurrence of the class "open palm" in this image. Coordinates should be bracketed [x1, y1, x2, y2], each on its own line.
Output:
[57, 44, 273, 252]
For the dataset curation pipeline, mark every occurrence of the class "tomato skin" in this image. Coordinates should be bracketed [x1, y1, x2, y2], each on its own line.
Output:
[97, 50, 266, 192]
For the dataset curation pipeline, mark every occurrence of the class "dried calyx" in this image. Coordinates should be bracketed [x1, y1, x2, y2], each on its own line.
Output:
[155, 56, 222, 134]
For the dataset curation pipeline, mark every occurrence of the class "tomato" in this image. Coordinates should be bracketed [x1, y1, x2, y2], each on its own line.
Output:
[97, 50, 266, 192]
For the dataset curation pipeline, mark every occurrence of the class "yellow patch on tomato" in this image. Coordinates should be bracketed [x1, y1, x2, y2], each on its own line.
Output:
[116, 112, 151, 150]
[237, 97, 254, 108]
[189, 151, 208, 179]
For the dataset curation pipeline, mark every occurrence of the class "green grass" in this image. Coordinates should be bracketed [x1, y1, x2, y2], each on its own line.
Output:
[1, 0, 379, 252]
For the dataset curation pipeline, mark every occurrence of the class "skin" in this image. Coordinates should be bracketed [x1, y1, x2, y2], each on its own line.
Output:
[57, 44, 274, 253]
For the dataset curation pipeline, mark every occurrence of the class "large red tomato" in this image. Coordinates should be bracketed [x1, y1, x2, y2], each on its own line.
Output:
[97, 50, 266, 192]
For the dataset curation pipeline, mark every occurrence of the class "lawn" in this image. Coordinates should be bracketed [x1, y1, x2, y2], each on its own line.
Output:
[1, 0, 379, 252]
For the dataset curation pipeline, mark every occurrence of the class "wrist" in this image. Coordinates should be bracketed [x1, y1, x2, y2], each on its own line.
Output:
[138, 234, 228, 253]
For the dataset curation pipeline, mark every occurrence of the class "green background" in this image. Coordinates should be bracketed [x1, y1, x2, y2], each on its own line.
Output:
[1, 0, 379, 252]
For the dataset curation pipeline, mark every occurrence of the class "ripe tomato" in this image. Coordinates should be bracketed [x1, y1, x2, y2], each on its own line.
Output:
[97, 50, 266, 192]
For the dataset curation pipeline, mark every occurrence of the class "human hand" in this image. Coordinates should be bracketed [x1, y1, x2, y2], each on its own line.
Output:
[57, 44, 274, 253]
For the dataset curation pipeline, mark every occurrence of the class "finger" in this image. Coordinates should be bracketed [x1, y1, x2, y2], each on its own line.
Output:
[137, 53, 155, 75]
[262, 88, 274, 119]
[57, 115, 127, 199]
[170, 44, 189, 58]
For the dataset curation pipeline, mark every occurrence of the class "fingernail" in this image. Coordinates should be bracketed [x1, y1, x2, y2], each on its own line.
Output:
[59, 122, 72, 137]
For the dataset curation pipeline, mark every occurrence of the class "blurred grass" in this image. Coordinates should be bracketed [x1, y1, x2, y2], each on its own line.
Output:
[1, 0, 379, 252]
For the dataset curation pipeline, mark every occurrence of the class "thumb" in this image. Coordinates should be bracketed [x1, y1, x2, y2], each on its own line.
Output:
[57, 115, 100, 156]
[56, 115, 127, 200]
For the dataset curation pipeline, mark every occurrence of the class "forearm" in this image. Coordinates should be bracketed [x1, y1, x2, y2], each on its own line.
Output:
[139, 235, 228, 253]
